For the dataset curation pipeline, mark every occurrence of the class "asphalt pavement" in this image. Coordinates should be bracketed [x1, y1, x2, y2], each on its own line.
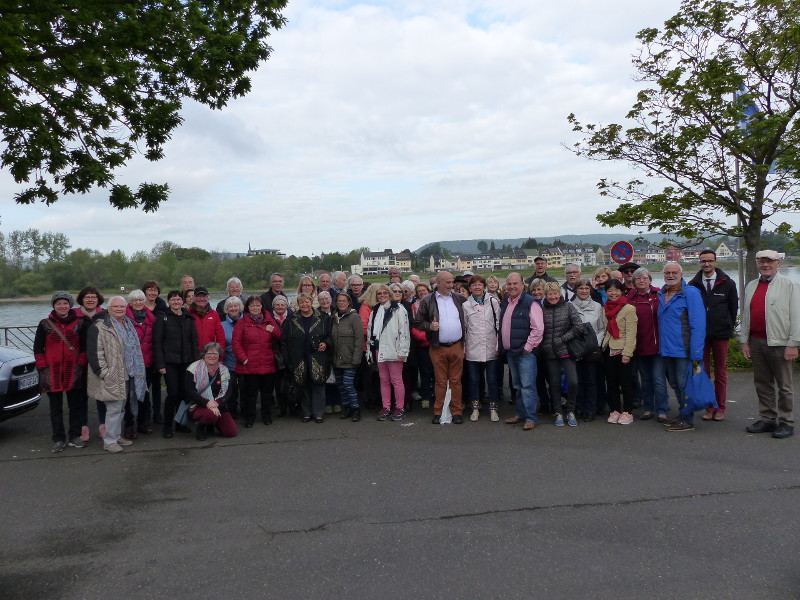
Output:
[2, 369, 799, 600]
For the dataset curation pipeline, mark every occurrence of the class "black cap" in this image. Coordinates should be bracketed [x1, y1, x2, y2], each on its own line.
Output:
[619, 262, 640, 273]
[194, 286, 209, 296]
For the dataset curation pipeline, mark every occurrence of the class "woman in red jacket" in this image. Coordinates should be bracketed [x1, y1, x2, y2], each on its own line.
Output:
[34, 291, 88, 453]
[125, 289, 156, 438]
[233, 295, 282, 428]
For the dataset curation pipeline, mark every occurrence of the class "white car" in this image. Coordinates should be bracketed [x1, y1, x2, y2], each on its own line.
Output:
[0, 346, 41, 422]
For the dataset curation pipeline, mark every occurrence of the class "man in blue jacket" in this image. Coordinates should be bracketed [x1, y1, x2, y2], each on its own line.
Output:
[658, 262, 706, 432]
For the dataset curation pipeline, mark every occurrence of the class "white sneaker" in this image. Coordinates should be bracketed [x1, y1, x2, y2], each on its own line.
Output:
[490, 410, 499, 422]
[104, 443, 123, 453]
[607, 411, 621, 424]
[617, 412, 634, 425]
[421, 400, 430, 409]
[470, 409, 479, 422]
[117, 438, 133, 446]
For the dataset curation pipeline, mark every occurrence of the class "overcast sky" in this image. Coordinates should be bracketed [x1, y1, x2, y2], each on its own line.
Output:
[2, 0, 773, 258]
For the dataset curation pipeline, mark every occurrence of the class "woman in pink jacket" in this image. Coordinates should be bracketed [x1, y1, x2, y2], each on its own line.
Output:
[232, 295, 282, 428]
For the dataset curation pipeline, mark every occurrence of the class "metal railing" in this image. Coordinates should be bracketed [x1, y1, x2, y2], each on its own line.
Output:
[1, 327, 37, 353]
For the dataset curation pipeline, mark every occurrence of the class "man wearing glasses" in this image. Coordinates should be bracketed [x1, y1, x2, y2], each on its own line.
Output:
[260, 272, 285, 312]
[741, 250, 800, 439]
[688, 249, 738, 421]
[561, 264, 601, 303]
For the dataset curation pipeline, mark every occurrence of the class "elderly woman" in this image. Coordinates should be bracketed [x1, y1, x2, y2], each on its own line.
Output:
[73, 286, 105, 442]
[87, 296, 147, 453]
[124, 289, 156, 438]
[602, 279, 638, 425]
[527, 278, 546, 305]
[367, 284, 410, 421]
[331, 292, 365, 422]
[391, 281, 418, 412]
[233, 295, 282, 427]
[487, 275, 503, 301]
[463, 275, 502, 422]
[282, 292, 332, 423]
[571, 278, 606, 422]
[627, 267, 668, 421]
[221, 296, 244, 418]
[186, 342, 237, 439]
[318, 291, 333, 316]
[153, 290, 200, 437]
[539, 281, 584, 427]
[142, 280, 168, 315]
[290, 276, 319, 312]
[34, 291, 89, 453]
[412, 282, 434, 409]
[269, 295, 293, 417]
[216, 277, 245, 318]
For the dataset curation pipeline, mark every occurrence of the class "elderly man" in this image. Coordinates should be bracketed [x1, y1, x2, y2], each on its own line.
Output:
[525, 256, 557, 285]
[414, 271, 467, 424]
[260, 272, 285, 312]
[332, 271, 348, 296]
[318, 273, 333, 294]
[180, 274, 195, 292]
[689, 249, 738, 421]
[388, 267, 402, 283]
[657, 262, 706, 432]
[500, 272, 544, 431]
[216, 277, 245, 318]
[561, 263, 601, 303]
[346, 276, 364, 311]
[741, 250, 800, 439]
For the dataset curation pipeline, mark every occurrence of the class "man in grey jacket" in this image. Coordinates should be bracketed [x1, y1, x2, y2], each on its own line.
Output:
[741, 250, 800, 439]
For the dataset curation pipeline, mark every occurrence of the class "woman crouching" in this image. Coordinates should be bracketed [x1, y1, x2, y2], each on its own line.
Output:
[186, 342, 237, 440]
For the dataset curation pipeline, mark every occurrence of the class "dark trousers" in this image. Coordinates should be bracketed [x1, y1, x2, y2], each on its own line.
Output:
[163, 362, 188, 433]
[242, 373, 275, 424]
[604, 352, 634, 414]
[576, 359, 598, 416]
[416, 346, 434, 401]
[49, 389, 83, 442]
[148, 370, 162, 421]
[546, 357, 578, 415]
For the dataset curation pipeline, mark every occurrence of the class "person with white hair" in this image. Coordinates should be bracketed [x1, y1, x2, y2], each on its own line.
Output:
[221, 295, 244, 418]
[216, 276, 245, 318]
[123, 289, 156, 438]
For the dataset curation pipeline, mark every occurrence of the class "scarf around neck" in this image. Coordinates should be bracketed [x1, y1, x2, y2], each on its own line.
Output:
[110, 316, 147, 402]
[604, 296, 628, 339]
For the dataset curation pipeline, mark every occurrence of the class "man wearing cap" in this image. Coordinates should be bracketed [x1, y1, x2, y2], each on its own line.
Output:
[187, 287, 226, 359]
[689, 249, 738, 421]
[525, 257, 557, 285]
[741, 250, 800, 439]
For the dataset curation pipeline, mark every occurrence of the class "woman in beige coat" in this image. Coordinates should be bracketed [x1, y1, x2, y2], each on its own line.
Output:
[601, 280, 638, 425]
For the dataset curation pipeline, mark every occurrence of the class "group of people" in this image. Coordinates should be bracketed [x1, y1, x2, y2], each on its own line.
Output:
[34, 249, 799, 453]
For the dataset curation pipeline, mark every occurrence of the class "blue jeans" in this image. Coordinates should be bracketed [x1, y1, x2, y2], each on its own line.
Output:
[466, 360, 499, 404]
[663, 356, 691, 423]
[335, 368, 359, 410]
[637, 354, 668, 415]
[505, 350, 538, 423]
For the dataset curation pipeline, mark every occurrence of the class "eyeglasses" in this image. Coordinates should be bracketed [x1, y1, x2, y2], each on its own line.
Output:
[699, 260, 715, 264]
[376, 291, 389, 296]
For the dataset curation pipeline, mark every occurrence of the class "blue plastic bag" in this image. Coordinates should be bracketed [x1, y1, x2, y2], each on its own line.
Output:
[683, 362, 718, 413]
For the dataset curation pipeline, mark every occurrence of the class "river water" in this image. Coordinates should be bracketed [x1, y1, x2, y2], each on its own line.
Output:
[2, 267, 800, 327]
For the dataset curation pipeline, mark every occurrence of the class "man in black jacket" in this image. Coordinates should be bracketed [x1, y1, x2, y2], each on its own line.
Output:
[689, 249, 738, 421]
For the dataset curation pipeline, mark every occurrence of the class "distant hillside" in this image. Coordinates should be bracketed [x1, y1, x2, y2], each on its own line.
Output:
[414, 234, 667, 255]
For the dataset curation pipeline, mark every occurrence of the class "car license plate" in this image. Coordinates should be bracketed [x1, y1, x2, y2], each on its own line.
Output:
[18, 373, 38, 390]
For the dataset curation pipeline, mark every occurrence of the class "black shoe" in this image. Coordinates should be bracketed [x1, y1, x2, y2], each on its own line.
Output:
[584, 413, 595, 422]
[452, 415, 464, 424]
[773, 422, 794, 439]
[262, 416, 272, 425]
[277, 409, 287, 418]
[137, 426, 153, 435]
[746, 419, 777, 434]
[163, 431, 173, 438]
[340, 407, 353, 419]
[351, 410, 361, 422]
[314, 417, 324, 424]
[302, 416, 311, 423]
[431, 415, 441, 424]
[195, 422, 207, 441]
[244, 421, 254, 428]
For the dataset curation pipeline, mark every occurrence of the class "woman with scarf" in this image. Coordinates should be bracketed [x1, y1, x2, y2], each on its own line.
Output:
[367, 284, 410, 421]
[186, 342, 236, 439]
[539, 281, 584, 427]
[124, 289, 156, 438]
[87, 296, 147, 453]
[331, 292, 365, 422]
[571, 278, 606, 422]
[34, 291, 89, 453]
[602, 279, 638, 425]
[232, 295, 282, 428]
[153, 290, 200, 438]
[282, 293, 332, 423]
[221, 296, 244, 418]
[141, 281, 167, 424]
[463, 275, 502, 422]
[73, 286, 105, 441]
[270, 295, 293, 417]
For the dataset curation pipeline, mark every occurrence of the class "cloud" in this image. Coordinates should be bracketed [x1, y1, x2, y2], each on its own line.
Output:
[1, 1, 787, 257]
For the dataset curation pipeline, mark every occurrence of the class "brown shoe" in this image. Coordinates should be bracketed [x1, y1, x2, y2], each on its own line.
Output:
[523, 421, 535, 431]
[702, 411, 714, 421]
[505, 416, 524, 425]
[124, 427, 138, 440]
[713, 412, 726, 421]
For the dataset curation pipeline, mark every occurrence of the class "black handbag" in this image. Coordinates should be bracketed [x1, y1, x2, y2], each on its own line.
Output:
[567, 322, 600, 361]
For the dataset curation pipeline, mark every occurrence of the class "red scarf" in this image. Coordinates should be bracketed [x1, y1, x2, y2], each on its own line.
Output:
[604, 296, 628, 339]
